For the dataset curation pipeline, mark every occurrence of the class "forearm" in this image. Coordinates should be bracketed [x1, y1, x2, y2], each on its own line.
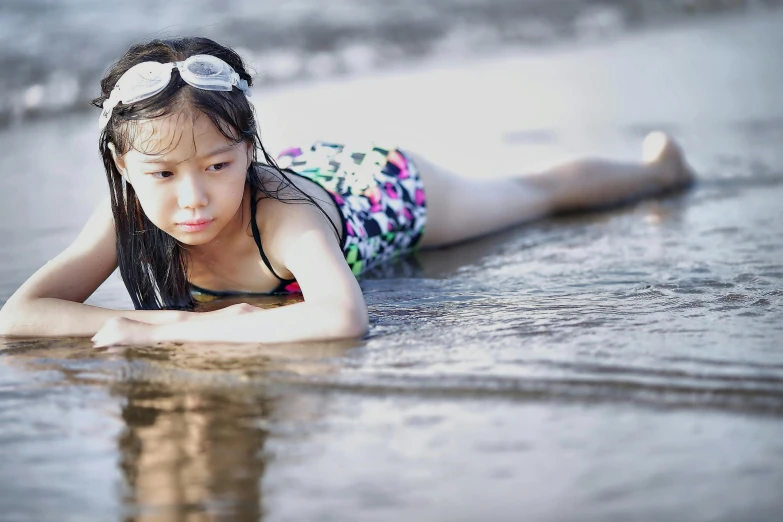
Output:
[0, 297, 185, 338]
[154, 300, 368, 344]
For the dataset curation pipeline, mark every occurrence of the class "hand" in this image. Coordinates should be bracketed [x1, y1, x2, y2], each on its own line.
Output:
[92, 317, 158, 348]
[92, 304, 259, 347]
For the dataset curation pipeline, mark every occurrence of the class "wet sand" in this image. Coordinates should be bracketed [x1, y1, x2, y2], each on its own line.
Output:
[1, 9, 783, 522]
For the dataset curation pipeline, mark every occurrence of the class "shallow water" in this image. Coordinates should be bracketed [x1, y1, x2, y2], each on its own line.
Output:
[2, 8, 783, 522]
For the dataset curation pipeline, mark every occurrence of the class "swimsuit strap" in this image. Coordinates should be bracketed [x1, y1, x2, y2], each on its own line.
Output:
[249, 185, 291, 283]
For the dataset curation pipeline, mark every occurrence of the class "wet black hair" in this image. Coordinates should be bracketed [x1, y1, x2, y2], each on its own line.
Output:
[92, 36, 337, 310]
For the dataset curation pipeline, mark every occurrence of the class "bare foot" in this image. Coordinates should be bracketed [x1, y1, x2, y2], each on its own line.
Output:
[642, 131, 696, 191]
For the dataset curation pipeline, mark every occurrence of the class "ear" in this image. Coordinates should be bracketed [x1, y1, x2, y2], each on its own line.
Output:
[245, 141, 254, 168]
[107, 142, 130, 184]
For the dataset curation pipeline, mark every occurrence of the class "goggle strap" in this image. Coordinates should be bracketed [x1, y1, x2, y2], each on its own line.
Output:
[98, 93, 121, 130]
[233, 76, 251, 96]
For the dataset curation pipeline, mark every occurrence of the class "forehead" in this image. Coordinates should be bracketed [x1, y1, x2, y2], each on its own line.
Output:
[124, 110, 233, 160]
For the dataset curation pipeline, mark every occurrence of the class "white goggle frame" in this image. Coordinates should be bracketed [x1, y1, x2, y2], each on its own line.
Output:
[99, 54, 251, 129]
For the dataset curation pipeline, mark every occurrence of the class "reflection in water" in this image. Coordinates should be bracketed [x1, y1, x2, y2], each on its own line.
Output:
[116, 381, 270, 521]
[0, 337, 359, 521]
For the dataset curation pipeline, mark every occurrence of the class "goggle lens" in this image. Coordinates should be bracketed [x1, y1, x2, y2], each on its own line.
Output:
[186, 59, 222, 77]
[118, 62, 172, 104]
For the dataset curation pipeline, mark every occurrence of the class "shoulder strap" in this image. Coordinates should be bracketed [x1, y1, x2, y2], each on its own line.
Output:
[249, 186, 290, 282]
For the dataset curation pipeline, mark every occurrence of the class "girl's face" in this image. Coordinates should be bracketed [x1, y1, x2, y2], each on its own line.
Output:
[114, 109, 252, 246]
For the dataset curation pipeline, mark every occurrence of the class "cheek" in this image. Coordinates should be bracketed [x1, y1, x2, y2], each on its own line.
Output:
[132, 185, 170, 226]
[218, 172, 248, 208]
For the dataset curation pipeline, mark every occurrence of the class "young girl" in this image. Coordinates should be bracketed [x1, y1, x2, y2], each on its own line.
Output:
[0, 37, 693, 347]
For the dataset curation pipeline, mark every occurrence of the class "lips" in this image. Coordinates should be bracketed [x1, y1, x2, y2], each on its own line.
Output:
[176, 218, 214, 232]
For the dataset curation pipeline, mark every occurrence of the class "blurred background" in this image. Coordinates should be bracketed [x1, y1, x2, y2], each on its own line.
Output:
[1, 0, 780, 126]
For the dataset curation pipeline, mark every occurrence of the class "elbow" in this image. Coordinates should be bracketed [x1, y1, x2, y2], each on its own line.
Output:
[0, 305, 18, 337]
[331, 304, 369, 340]
[348, 312, 370, 339]
[0, 297, 34, 338]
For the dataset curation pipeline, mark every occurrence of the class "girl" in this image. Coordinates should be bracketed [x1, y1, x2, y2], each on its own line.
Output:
[0, 37, 693, 347]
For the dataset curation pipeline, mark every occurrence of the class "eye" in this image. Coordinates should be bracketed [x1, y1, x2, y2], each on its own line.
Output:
[208, 162, 230, 172]
[149, 171, 174, 180]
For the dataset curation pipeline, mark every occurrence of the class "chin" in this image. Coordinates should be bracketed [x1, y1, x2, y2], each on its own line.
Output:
[178, 234, 219, 246]
[168, 227, 219, 246]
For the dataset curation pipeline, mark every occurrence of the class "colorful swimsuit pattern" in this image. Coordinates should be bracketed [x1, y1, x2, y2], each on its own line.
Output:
[271, 141, 428, 293]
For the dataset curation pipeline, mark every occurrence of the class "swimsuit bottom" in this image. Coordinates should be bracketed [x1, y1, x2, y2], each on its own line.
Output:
[191, 141, 428, 298]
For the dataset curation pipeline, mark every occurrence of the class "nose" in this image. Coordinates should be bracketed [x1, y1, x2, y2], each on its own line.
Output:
[177, 173, 208, 209]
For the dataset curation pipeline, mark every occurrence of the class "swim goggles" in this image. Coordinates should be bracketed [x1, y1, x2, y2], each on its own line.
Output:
[99, 54, 251, 129]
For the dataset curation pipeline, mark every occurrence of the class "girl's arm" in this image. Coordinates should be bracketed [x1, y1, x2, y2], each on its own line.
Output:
[0, 198, 185, 338]
[97, 298, 367, 345]
[93, 201, 369, 346]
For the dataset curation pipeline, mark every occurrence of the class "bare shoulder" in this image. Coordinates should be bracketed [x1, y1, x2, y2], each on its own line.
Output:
[255, 164, 338, 212]
[253, 164, 342, 241]
[249, 166, 364, 309]
[253, 182, 338, 247]
[253, 167, 363, 306]
[252, 168, 343, 279]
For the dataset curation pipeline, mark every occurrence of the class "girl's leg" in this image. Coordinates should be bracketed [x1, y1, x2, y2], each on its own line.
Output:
[414, 132, 694, 248]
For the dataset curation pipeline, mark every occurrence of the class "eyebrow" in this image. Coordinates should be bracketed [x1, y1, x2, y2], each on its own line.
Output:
[138, 144, 239, 164]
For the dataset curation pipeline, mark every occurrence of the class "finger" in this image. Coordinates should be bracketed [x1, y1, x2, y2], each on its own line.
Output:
[92, 336, 110, 348]
[92, 333, 119, 348]
[104, 344, 129, 355]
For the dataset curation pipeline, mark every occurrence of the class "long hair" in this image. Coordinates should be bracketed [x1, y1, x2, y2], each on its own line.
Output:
[92, 37, 336, 310]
